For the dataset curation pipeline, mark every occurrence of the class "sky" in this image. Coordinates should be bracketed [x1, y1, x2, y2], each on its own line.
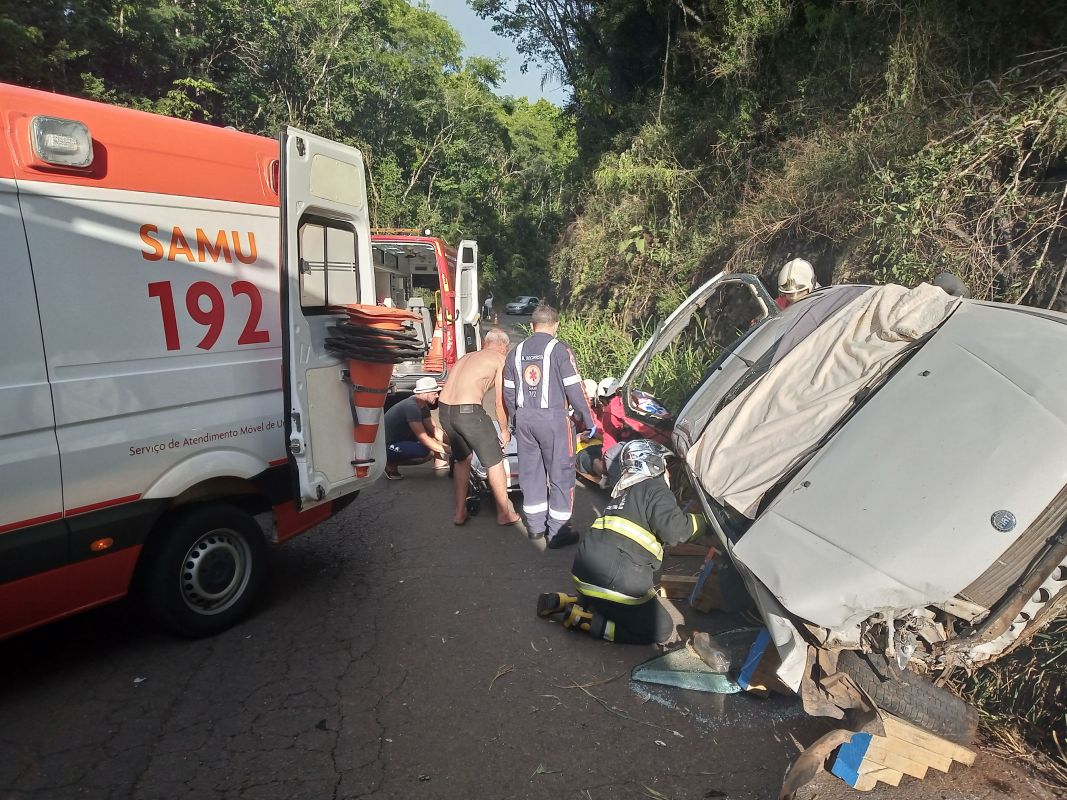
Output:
[424, 0, 568, 104]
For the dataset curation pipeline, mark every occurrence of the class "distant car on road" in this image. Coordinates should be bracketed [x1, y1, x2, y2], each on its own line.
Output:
[505, 296, 539, 315]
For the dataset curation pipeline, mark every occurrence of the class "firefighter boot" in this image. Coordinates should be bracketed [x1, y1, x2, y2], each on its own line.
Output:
[537, 592, 577, 618]
[562, 603, 593, 632]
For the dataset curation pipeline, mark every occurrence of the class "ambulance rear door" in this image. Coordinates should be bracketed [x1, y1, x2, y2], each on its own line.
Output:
[280, 127, 380, 508]
[455, 239, 479, 355]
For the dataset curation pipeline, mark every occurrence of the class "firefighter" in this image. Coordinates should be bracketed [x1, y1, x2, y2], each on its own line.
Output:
[537, 440, 708, 644]
[503, 304, 597, 548]
[776, 257, 819, 308]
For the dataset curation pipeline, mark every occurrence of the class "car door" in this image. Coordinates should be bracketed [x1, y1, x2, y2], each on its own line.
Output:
[455, 239, 479, 355]
[617, 272, 779, 426]
[0, 157, 68, 633]
[280, 127, 381, 508]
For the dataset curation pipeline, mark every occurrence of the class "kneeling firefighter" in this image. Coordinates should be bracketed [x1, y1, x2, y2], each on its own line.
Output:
[537, 440, 709, 644]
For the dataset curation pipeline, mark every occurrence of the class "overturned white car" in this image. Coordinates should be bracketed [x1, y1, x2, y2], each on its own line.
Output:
[618, 275, 1067, 741]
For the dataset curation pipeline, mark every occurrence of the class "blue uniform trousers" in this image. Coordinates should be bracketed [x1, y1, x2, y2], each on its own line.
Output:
[515, 408, 576, 538]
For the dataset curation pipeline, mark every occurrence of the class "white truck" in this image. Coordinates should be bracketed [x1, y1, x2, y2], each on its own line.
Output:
[0, 83, 383, 639]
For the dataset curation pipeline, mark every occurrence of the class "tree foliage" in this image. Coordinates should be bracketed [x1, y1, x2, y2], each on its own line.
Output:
[0, 0, 573, 300]
[478, 0, 1067, 317]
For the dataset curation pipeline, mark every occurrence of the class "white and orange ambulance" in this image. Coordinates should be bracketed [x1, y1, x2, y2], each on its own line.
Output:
[0, 83, 388, 639]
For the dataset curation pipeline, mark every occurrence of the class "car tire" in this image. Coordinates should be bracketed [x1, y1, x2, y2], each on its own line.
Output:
[141, 503, 268, 637]
[836, 650, 978, 744]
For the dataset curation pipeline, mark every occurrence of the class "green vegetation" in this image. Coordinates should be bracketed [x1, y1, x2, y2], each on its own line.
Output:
[0, 0, 572, 301]
[952, 618, 1067, 784]
[476, 0, 1067, 316]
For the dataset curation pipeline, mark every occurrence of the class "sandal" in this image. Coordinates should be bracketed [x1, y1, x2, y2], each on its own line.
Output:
[385, 468, 403, 481]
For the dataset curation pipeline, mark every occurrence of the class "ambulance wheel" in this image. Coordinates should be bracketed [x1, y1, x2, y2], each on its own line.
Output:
[142, 503, 267, 637]
[466, 497, 482, 516]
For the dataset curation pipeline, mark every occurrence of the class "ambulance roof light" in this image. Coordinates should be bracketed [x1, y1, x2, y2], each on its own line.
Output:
[31, 115, 94, 168]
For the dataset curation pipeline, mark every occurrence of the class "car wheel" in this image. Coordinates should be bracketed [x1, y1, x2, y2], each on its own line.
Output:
[836, 650, 978, 744]
[141, 503, 268, 637]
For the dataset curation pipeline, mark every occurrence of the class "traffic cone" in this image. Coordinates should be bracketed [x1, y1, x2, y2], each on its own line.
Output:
[349, 361, 392, 478]
[423, 326, 444, 373]
[332, 304, 419, 478]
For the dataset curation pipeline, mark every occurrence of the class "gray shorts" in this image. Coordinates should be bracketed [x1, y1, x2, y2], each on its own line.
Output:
[439, 403, 502, 468]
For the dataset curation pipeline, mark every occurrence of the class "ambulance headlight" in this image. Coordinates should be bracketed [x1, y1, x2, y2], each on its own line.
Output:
[30, 116, 94, 168]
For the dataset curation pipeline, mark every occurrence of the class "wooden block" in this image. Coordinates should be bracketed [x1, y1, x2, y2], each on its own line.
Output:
[881, 713, 976, 766]
[870, 732, 952, 773]
[736, 629, 792, 697]
[667, 543, 711, 557]
[854, 762, 903, 791]
[864, 738, 929, 780]
[657, 574, 697, 598]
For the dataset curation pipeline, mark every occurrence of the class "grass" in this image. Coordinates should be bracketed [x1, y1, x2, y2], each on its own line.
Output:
[951, 616, 1067, 785]
[556, 313, 714, 414]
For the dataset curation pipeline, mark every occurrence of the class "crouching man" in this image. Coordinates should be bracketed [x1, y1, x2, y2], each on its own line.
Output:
[537, 440, 708, 644]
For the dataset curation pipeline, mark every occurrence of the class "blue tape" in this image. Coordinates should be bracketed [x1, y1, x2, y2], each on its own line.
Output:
[830, 732, 873, 787]
[737, 628, 771, 690]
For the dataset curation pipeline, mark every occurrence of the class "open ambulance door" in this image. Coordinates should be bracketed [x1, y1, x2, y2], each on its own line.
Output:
[455, 239, 480, 356]
[280, 127, 380, 508]
[617, 272, 779, 428]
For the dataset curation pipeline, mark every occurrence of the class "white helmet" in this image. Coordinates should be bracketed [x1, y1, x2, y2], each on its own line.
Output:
[612, 440, 673, 497]
[596, 377, 618, 399]
[581, 379, 598, 400]
[778, 258, 818, 297]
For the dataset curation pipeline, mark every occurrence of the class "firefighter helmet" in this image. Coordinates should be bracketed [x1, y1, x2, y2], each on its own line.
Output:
[618, 440, 672, 481]
[777, 258, 818, 297]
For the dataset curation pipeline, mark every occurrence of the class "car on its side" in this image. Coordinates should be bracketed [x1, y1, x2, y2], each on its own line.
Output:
[615, 273, 1067, 743]
[505, 295, 539, 315]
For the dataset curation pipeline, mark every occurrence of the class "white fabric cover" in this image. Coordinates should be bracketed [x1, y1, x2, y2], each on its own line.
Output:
[688, 283, 960, 518]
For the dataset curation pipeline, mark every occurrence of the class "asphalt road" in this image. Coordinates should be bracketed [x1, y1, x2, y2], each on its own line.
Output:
[0, 469, 1056, 800]
[0, 314, 1057, 800]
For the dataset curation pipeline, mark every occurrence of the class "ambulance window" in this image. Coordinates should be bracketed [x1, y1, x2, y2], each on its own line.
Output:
[298, 217, 361, 310]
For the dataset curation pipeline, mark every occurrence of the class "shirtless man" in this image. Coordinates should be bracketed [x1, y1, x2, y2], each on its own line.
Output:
[438, 328, 521, 526]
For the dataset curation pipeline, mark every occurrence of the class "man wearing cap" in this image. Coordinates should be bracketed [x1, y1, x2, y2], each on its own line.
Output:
[503, 304, 597, 548]
[383, 377, 449, 480]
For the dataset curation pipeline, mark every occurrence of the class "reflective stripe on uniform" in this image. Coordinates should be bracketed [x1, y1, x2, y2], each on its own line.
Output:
[540, 338, 557, 408]
[548, 507, 571, 521]
[591, 515, 664, 560]
[562, 374, 581, 386]
[572, 576, 656, 605]
[513, 341, 525, 408]
[603, 620, 616, 642]
[523, 501, 549, 514]
[689, 513, 700, 540]
[503, 379, 515, 389]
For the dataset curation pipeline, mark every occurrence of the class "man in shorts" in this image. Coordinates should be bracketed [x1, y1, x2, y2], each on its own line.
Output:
[438, 328, 521, 526]
[383, 376, 449, 480]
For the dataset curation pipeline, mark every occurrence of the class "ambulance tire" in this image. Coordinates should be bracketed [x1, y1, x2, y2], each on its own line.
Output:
[142, 503, 268, 637]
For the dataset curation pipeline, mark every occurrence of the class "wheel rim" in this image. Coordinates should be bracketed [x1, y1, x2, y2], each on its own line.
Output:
[178, 527, 253, 616]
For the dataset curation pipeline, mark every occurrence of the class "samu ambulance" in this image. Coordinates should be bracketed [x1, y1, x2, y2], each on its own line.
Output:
[0, 83, 383, 639]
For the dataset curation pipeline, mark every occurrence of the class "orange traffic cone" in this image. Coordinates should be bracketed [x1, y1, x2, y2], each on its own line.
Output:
[336, 304, 419, 478]
[349, 361, 392, 478]
[423, 326, 444, 373]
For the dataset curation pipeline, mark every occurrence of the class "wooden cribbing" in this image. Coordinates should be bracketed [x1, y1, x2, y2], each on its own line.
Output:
[830, 713, 976, 791]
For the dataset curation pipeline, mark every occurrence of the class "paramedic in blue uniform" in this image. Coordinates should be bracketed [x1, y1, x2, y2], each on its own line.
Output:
[503, 304, 597, 548]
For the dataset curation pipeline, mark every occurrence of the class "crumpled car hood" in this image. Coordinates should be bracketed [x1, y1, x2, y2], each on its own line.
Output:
[732, 302, 1067, 630]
